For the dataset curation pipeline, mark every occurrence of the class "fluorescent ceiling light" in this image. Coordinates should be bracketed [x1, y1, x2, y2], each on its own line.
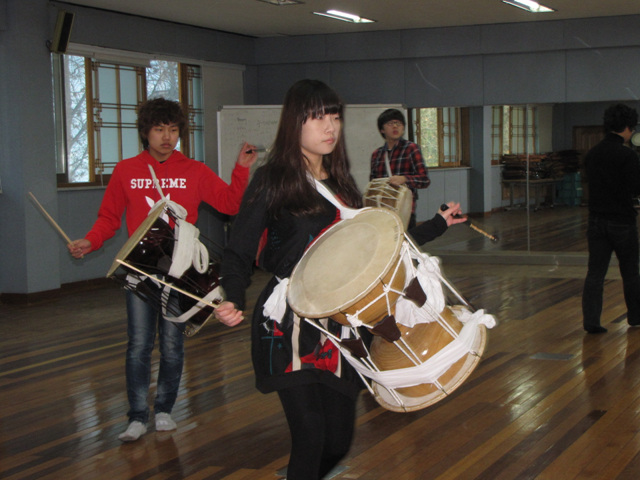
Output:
[502, 0, 555, 13]
[257, 0, 303, 5]
[313, 9, 375, 24]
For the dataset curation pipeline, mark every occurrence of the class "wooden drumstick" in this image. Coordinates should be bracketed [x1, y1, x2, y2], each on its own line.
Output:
[28, 192, 72, 244]
[440, 204, 499, 243]
[115, 259, 221, 310]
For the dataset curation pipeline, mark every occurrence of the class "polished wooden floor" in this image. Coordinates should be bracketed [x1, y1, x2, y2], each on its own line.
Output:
[3, 206, 640, 479]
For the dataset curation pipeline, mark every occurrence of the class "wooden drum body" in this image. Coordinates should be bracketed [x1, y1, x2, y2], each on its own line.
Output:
[107, 203, 222, 337]
[288, 206, 494, 413]
[363, 178, 412, 230]
[369, 305, 487, 412]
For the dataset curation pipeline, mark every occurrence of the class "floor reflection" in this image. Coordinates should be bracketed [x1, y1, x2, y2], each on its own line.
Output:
[426, 205, 589, 254]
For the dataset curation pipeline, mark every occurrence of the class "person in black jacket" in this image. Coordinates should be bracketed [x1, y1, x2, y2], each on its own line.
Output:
[582, 103, 640, 334]
[216, 80, 365, 480]
[215, 79, 465, 479]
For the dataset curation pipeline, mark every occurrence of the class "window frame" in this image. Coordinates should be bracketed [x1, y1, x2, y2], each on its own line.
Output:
[492, 105, 539, 165]
[53, 46, 204, 188]
[410, 107, 469, 169]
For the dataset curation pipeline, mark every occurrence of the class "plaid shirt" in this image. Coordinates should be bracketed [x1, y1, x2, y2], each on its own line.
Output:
[370, 138, 430, 213]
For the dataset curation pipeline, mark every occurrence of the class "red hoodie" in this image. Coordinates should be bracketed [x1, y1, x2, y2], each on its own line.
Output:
[85, 150, 249, 252]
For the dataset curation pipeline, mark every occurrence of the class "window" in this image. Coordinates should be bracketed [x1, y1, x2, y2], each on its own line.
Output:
[410, 107, 469, 168]
[53, 51, 204, 186]
[491, 105, 538, 165]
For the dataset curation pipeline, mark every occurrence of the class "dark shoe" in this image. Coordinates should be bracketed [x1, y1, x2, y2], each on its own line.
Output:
[584, 326, 608, 334]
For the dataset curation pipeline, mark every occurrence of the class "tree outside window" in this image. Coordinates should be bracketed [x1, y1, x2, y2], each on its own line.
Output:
[411, 107, 467, 168]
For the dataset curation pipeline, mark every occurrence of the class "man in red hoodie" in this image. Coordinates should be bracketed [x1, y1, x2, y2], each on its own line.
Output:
[68, 97, 257, 441]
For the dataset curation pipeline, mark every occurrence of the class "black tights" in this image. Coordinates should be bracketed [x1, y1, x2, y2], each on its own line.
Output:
[277, 383, 356, 480]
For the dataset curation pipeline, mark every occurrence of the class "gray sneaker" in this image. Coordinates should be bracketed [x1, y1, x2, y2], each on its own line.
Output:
[118, 421, 147, 442]
[155, 412, 177, 431]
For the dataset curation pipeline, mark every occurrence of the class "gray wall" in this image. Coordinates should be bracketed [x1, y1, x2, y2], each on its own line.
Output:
[247, 16, 640, 224]
[249, 16, 640, 106]
[2, 0, 640, 295]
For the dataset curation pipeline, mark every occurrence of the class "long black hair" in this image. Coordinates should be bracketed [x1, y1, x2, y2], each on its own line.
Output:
[250, 79, 362, 217]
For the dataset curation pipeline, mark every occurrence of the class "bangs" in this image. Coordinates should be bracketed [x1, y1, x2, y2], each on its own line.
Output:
[303, 88, 343, 121]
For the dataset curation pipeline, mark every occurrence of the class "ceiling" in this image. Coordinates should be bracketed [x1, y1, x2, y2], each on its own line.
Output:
[61, 0, 640, 38]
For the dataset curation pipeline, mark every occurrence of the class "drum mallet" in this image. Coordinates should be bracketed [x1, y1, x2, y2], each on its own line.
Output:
[28, 192, 73, 244]
[440, 204, 499, 243]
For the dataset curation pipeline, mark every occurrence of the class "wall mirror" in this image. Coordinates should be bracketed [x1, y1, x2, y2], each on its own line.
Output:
[411, 101, 640, 258]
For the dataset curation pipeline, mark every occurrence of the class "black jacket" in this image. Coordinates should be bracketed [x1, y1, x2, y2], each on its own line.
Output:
[585, 132, 640, 223]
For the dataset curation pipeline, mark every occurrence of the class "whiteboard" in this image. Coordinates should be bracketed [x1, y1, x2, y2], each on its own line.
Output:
[217, 104, 405, 192]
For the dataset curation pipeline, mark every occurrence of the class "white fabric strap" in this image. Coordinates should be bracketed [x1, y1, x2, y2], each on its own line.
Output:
[148, 163, 168, 203]
[169, 220, 209, 277]
[146, 164, 212, 324]
[339, 308, 495, 389]
[291, 315, 302, 371]
[147, 163, 190, 224]
[263, 277, 289, 323]
[394, 246, 446, 328]
[384, 149, 393, 177]
[312, 177, 360, 220]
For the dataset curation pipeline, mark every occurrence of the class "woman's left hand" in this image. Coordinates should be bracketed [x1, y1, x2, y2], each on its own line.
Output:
[439, 202, 468, 226]
[214, 301, 245, 327]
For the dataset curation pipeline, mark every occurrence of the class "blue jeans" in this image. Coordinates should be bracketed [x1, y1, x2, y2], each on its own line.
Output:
[582, 216, 640, 328]
[125, 283, 185, 424]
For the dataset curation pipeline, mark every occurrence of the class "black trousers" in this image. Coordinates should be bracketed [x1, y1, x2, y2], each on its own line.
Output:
[277, 383, 356, 480]
[408, 212, 417, 231]
[582, 216, 640, 327]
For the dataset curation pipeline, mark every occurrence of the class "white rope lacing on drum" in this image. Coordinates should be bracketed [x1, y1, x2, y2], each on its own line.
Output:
[394, 244, 446, 328]
[341, 239, 409, 328]
[340, 308, 496, 390]
[340, 238, 442, 329]
[301, 317, 391, 400]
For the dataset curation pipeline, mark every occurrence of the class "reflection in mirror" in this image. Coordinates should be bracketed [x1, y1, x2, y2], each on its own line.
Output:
[411, 107, 469, 169]
[408, 102, 640, 257]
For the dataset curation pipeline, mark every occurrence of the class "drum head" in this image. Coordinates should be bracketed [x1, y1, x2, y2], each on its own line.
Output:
[106, 202, 166, 278]
[288, 208, 404, 319]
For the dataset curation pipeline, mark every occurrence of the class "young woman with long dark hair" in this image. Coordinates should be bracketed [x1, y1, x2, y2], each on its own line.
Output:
[215, 79, 466, 479]
[215, 79, 363, 479]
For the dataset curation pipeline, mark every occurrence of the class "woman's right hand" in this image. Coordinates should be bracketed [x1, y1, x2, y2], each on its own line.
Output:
[215, 301, 245, 327]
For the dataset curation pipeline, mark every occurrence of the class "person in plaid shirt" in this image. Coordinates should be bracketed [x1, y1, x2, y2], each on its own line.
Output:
[370, 108, 430, 229]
